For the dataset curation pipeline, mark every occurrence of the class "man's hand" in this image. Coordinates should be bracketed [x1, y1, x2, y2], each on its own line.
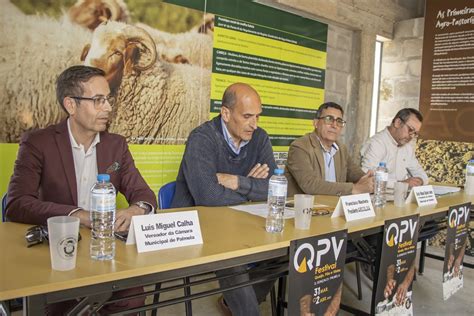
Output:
[394, 280, 409, 305]
[453, 257, 462, 277]
[299, 294, 314, 316]
[384, 264, 396, 298]
[114, 205, 146, 232]
[323, 284, 342, 316]
[216, 173, 239, 190]
[384, 279, 397, 299]
[247, 163, 269, 179]
[447, 254, 455, 270]
[402, 177, 423, 188]
[352, 170, 374, 194]
[70, 210, 91, 228]
[395, 264, 415, 305]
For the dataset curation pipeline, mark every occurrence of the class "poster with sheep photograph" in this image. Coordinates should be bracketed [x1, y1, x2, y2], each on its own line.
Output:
[0, 0, 328, 202]
[0, 0, 213, 145]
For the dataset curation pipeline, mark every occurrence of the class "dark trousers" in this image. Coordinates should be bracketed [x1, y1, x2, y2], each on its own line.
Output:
[216, 259, 282, 316]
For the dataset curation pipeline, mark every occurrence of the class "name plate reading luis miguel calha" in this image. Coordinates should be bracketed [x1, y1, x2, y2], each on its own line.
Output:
[126, 210, 203, 253]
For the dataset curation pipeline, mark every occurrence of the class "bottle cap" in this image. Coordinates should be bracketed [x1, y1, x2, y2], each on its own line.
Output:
[97, 174, 110, 182]
[274, 168, 284, 175]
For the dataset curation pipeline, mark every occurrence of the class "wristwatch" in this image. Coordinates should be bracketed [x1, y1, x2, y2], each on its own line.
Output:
[134, 201, 151, 214]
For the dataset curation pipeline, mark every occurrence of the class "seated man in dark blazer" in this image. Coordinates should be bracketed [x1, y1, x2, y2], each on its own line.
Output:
[6, 65, 157, 314]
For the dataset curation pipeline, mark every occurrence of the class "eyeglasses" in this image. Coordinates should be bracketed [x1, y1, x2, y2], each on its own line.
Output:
[70, 95, 115, 109]
[403, 121, 419, 137]
[317, 115, 346, 127]
[25, 225, 81, 248]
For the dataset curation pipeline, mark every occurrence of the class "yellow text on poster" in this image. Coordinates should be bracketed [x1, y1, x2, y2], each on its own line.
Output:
[215, 26, 326, 69]
[211, 73, 324, 109]
[209, 112, 313, 137]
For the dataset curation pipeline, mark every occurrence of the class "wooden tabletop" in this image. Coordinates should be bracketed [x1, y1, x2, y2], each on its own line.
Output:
[0, 192, 472, 301]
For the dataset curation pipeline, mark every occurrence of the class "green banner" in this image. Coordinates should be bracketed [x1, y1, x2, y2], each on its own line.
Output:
[167, 0, 328, 45]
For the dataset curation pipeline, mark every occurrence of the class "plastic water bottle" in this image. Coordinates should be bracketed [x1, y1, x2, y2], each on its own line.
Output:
[465, 159, 474, 195]
[90, 174, 116, 260]
[266, 168, 287, 233]
[374, 162, 388, 207]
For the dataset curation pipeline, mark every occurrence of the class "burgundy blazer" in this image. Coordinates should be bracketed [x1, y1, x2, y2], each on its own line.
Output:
[6, 120, 157, 225]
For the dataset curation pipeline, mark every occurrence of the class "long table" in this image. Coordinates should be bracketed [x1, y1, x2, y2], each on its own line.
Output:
[1, 192, 472, 315]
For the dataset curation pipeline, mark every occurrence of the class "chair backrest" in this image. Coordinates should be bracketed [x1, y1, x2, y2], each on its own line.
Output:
[158, 181, 176, 210]
[1, 193, 7, 222]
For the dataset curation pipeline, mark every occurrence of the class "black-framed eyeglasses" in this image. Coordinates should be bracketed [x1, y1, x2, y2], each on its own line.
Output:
[25, 225, 82, 248]
[317, 115, 346, 127]
[70, 95, 115, 109]
[402, 120, 419, 137]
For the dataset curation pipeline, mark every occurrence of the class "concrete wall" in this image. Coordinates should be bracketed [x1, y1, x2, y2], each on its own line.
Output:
[259, 0, 425, 156]
[325, 24, 357, 143]
[378, 18, 425, 130]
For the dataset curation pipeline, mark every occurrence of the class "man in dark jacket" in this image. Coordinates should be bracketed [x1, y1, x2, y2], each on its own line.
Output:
[172, 83, 278, 316]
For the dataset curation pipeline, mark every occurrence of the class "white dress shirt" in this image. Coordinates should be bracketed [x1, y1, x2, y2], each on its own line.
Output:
[360, 127, 428, 188]
[67, 119, 100, 210]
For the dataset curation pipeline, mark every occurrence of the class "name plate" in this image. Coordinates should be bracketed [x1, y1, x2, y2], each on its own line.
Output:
[331, 193, 375, 222]
[126, 210, 203, 253]
[406, 185, 437, 206]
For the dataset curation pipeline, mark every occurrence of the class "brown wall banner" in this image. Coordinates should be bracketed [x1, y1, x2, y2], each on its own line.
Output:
[419, 0, 474, 142]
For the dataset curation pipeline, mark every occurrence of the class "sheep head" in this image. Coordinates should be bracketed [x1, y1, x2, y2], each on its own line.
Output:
[68, 0, 130, 30]
[193, 13, 215, 34]
[81, 21, 157, 92]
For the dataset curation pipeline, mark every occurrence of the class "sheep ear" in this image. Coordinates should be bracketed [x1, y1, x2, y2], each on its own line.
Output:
[171, 54, 189, 64]
[160, 53, 188, 64]
[197, 14, 215, 34]
[80, 44, 91, 62]
[124, 44, 139, 74]
[123, 25, 157, 70]
[104, 8, 112, 20]
[97, 3, 112, 22]
[101, 0, 121, 21]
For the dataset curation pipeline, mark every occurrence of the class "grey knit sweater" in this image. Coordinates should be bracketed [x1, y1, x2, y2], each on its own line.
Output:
[171, 115, 277, 207]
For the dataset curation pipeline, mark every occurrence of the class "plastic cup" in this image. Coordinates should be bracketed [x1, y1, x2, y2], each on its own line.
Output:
[394, 182, 409, 207]
[47, 216, 80, 271]
[294, 194, 314, 230]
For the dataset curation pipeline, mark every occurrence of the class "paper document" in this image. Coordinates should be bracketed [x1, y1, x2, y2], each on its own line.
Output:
[230, 203, 328, 219]
[230, 203, 295, 219]
[432, 185, 461, 196]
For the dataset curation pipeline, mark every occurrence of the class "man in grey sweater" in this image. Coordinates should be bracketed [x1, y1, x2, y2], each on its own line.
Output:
[172, 83, 277, 207]
[172, 83, 277, 315]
